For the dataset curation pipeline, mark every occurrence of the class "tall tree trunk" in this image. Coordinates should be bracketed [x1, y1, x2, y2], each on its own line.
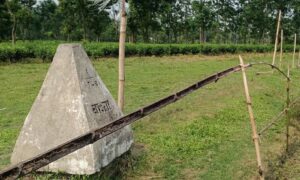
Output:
[143, 28, 149, 43]
[199, 27, 201, 43]
[83, 27, 87, 40]
[7, 6, 16, 45]
[199, 27, 205, 43]
[129, 33, 136, 43]
[118, 0, 127, 111]
[11, 15, 16, 45]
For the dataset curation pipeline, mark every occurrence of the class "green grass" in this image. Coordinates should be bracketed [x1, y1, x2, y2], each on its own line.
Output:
[0, 53, 300, 179]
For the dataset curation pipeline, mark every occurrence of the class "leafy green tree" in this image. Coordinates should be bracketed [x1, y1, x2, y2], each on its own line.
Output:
[0, 0, 11, 41]
[1, 0, 300, 43]
[128, 0, 161, 42]
[192, 0, 214, 43]
[240, 0, 270, 43]
[177, 0, 194, 43]
[292, 0, 300, 36]
[19, 0, 37, 40]
[127, 0, 139, 42]
[214, 0, 239, 43]
[5, 0, 37, 43]
[88, 3, 112, 41]
[6, 0, 21, 44]
[159, 0, 178, 43]
[58, 0, 80, 40]
[59, 0, 113, 41]
[34, 0, 60, 39]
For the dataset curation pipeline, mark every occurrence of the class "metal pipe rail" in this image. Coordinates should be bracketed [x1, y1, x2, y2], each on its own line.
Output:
[0, 62, 292, 179]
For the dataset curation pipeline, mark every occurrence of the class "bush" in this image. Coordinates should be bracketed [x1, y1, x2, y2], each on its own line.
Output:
[0, 41, 298, 63]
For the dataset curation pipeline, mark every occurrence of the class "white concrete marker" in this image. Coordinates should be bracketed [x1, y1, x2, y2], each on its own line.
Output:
[11, 44, 133, 174]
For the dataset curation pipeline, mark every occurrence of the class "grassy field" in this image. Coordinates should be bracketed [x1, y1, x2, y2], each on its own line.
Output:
[0, 53, 300, 179]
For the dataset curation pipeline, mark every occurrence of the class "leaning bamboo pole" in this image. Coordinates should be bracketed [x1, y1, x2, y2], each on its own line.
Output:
[286, 64, 290, 152]
[239, 56, 264, 180]
[118, 0, 126, 111]
[292, 34, 297, 68]
[279, 29, 283, 69]
[272, 10, 282, 66]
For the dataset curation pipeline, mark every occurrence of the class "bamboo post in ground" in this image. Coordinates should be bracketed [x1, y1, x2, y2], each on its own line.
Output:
[239, 55, 264, 180]
[286, 65, 290, 152]
[279, 29, 283, 69]
[272, 10, 282, 66]
[293, 34, 297, 68]
[118, 0, 126, 111]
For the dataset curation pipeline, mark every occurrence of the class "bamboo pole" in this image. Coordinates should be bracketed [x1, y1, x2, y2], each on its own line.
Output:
[239, 55, 264, 180]
[118, 0, 126, 111]
[258, 109, 286, 136]
[272, 10, 282, 66]
[292, 34, 297, 68]
[257, 10, 281, 75]
[286, 64, 290, 152]
[279, 29, 283, 69]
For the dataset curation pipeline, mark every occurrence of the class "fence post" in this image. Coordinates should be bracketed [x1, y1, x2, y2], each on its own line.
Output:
[272, 10, 282, 66]
[286, 65, 290, 152]
[118, 0, 127, 111]
[279, 29, 283, 69]
[293, 34, 297, 68]
[239, 55, 264, 180]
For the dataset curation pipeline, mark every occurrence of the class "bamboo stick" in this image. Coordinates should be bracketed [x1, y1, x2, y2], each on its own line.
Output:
[257, 11, 281, 75]
[272, 10, 282, 65]
[239, 55, 264, 180]
[292, 34, 297, 68]
[279, 29, 283, 69]
[258, 109, 286, 136]
[286, 64, 290, 152]
[118, 0, 126, 111]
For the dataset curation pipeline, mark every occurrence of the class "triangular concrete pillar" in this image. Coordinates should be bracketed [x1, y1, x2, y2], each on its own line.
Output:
[11, 44, 133, 174]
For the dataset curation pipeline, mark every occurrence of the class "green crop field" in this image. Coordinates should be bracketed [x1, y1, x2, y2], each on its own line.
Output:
[1, 53, 300, 179]
[1, 41, 300, 63]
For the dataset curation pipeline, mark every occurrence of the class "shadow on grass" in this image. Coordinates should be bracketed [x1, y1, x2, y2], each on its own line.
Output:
[265, 138, 300, 179]
[265, 108, 300, 180]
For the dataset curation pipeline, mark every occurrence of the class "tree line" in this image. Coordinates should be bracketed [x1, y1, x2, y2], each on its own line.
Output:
[0, 0, 300, 44]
